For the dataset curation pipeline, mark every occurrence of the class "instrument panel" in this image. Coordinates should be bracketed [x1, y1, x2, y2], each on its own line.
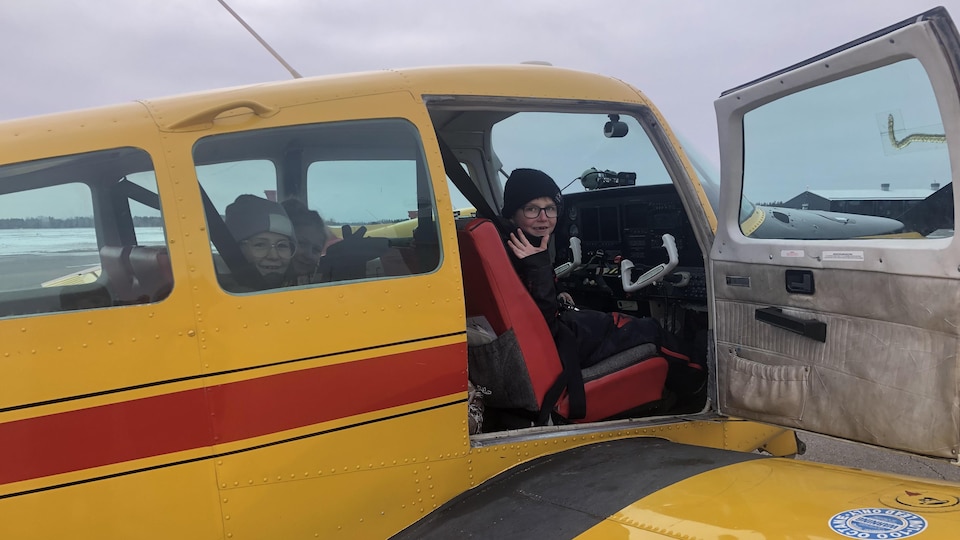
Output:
[555, 184, 707, 304]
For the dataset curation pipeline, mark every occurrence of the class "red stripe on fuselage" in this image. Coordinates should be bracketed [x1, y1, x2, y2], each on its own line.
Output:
[0, 343, 466, 486]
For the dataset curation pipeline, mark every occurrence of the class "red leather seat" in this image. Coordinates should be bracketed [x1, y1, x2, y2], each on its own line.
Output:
[457, 218, 668, 423]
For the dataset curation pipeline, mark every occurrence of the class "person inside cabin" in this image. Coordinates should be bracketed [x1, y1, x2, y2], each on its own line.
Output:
[281, 198, 339, 285]
[501, 168, 705, 397]
[224, 194, 297, 290]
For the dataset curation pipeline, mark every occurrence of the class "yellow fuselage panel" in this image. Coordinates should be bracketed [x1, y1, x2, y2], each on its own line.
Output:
[0, 460, 224, 540]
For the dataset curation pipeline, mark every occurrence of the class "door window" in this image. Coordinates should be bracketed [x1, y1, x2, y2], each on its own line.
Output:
[741, 59, 953, 240]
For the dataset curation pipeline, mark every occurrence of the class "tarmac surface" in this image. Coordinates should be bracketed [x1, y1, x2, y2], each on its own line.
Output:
[797, 431, 960, 483]
[1, 253, 100, 290]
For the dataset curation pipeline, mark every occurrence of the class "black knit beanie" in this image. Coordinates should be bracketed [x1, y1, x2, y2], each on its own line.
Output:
[501, 168, 563, 219]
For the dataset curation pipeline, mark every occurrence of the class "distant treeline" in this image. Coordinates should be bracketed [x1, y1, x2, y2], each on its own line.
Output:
[0, 216, 164, 229]
[0, 215, 411, 229]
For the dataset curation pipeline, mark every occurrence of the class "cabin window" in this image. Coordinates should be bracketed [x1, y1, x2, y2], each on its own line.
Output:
[0, 147, 171, 318]
[741, 58, 953, 240]
[194, 118, 440, 293]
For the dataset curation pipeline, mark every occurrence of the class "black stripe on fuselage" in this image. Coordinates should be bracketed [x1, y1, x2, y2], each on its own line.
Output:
[392, 437, 764, 539]
[0, 331, 465, 414]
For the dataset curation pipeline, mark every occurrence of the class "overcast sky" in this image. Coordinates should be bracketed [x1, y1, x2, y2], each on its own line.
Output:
[2, 0, 959, 168]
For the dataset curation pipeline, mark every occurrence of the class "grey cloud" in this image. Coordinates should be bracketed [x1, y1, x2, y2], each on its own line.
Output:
[2, 0, 959, 165]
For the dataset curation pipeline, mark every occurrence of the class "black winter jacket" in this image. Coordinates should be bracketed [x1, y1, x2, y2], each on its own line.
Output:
[507, 232, 661, 369]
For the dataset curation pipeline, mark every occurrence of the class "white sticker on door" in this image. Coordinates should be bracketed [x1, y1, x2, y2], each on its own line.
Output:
[822, 250, 865, 262]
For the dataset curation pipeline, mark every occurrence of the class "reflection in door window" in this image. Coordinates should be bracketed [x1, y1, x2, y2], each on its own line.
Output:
[741, 59, 953, 240]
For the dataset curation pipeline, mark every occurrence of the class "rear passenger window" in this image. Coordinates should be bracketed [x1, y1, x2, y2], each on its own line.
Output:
[194, 119, 440, 293]
[0, 148, 172, 318]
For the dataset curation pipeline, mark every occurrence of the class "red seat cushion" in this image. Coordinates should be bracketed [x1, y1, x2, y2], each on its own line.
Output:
[457, 218, 668, 421]
[558, 356, 668, 422]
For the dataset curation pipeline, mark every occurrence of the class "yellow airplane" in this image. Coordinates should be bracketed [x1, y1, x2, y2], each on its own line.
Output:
[2, 6, 960, 539]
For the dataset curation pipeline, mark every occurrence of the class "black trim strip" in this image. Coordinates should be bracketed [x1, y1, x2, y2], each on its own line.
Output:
[1, 331, 466, 414]
[0, 398, 466, 500]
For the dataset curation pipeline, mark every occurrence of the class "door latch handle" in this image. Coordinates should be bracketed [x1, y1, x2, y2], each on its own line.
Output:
[785, 269, 815, 295]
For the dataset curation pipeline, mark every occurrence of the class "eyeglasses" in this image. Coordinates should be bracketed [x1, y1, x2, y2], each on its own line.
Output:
[521, 205, 559, 219]
[242, 239, 296, 258]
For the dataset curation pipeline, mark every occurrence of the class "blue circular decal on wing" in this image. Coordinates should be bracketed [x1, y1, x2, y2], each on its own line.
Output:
[829, 508, 927, 539]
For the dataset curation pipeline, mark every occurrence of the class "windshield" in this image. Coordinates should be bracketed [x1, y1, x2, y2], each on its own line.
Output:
[677, 136, 755, 223]
[491, 112, 672, 194]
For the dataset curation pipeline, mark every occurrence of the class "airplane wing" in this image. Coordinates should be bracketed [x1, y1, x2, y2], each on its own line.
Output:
[395, 438, 959, 538]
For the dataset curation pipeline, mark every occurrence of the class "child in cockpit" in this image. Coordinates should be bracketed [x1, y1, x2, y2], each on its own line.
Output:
[501, 169, 704, 397]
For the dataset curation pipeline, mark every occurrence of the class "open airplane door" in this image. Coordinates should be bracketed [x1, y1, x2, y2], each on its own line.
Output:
[712, 7, 960, 459]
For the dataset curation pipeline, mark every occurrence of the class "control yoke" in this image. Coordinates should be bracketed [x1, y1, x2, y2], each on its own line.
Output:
[620, 234, 678, 292]
[554, 237, 582, 278]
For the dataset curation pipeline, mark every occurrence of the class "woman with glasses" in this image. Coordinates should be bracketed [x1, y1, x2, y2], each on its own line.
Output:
[224, 194, 297, 290]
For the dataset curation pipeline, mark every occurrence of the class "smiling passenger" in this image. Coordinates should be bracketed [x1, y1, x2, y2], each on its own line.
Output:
[225, 194, 297, 288]
[281, 198, 341, 284]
